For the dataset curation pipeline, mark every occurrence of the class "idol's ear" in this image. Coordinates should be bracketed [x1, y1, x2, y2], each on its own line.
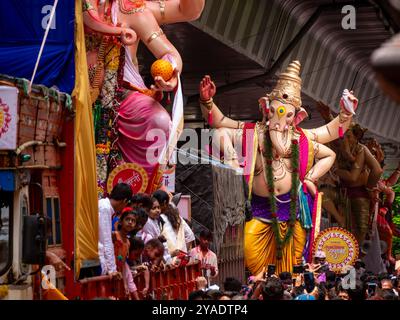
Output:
[293, 107, 309, 126]
[258, 97, 269, 113]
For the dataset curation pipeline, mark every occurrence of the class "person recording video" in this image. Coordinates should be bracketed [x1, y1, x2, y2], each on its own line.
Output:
[305, 251, 330, 283]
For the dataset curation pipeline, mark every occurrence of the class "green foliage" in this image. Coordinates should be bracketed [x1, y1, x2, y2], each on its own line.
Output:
[392, 184, 400, 258]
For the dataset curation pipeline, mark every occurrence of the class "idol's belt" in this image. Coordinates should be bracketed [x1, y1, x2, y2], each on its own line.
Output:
[254, 216, 290, 224]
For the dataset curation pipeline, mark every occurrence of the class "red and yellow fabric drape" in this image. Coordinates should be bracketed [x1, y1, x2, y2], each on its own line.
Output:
[72, 0, 99, 278]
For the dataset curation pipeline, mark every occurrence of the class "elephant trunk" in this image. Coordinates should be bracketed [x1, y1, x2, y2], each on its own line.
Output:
[269, 129, 289, 157]
[82, 0, 136, 45]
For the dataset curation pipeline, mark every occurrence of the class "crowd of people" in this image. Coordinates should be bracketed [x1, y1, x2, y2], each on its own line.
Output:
[95, 182, 400, 301]
[96, 183, 218, 300]
[189, 251, 400, 301]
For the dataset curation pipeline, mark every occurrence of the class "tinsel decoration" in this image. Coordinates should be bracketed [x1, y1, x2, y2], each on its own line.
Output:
[93, 100, 102, 135]
[264, 131, 299, 260]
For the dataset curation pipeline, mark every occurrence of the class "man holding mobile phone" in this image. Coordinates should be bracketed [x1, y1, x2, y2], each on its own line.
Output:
[293, 272, 321, 300]
[367, 282, 378, 298]
[305, 251, 330, 283]
[189, 230, 218, 286]
[265, 264, 276, 279]
[304, 272, 316, 293]
[293, 264, 305, 274]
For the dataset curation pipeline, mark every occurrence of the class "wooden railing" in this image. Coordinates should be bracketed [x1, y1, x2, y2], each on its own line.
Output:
[78, 262, 201, 300]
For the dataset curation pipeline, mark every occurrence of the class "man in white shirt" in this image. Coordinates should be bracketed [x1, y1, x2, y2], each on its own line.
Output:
[98, 183, 132, 275]
[189, 230, 218, 282]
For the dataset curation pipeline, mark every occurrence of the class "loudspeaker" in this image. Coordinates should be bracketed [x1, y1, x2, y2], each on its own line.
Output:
[22, 214, 48, 265]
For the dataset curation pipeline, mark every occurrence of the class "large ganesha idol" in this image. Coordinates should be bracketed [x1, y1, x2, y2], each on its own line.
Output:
[199, 61, 359, 274]
[81, 0, 204, 196]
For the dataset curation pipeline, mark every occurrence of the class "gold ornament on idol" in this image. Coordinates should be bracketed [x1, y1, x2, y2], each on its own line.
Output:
[118, 0, 146, 14]
[147, 29, 165, 44]
[158, 0, 166, 19]
[267, 60, 302, 111]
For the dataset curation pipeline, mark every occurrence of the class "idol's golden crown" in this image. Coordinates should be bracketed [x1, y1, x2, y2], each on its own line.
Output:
[268, 60, 302, 109]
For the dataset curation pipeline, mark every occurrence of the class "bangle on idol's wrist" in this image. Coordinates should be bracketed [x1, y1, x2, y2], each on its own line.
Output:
[339, 110, 352, 123]
[338, 113, 346, 124]
[237, 121, 245, 129]
[200, 97, 213, 104]
[305, 176, 317, 184]
[200, 98, 213, 111]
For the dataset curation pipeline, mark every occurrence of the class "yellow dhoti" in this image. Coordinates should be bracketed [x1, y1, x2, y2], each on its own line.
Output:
[244, 218, 307, 275]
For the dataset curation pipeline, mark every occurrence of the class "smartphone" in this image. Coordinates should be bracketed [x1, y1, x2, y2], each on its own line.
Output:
[265, 264, 276, 278]
[293, 265, 305, 274]
[304, 272, 315, 293]
[319, 264, 329, 273]
[367, 282, 377, 296]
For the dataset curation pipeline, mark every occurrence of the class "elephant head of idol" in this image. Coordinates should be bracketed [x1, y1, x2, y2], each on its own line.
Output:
[82, 0, 137, 45]
[258, 61, 309, 156]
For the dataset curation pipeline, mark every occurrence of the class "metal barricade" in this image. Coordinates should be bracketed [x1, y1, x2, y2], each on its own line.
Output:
[78, 275, 126, 300]
[77, 262, 201, 300]
[136, 262, 201, 300]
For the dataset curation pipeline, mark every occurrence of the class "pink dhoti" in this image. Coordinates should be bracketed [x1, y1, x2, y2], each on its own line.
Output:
[117, 92, 171, 178]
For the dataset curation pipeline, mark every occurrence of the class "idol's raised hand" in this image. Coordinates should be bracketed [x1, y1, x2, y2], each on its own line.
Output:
[199, 75, 216, 101]
[340, 89, 359, 115]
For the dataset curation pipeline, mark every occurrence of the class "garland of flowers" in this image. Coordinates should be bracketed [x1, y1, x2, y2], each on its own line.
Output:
[264, 130, 299, 260]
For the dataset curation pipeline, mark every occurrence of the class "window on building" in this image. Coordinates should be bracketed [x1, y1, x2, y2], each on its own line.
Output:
[0, 191, 13, 276]
[45, 197, 62, 246]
